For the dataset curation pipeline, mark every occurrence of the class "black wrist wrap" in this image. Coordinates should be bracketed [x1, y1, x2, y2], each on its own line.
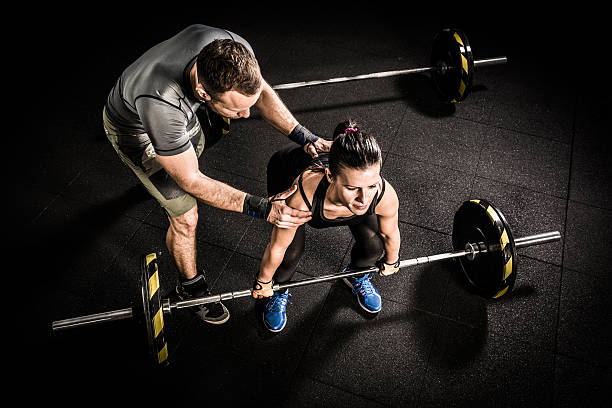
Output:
[288, 124, 319, 146]
[243, 193, 271, 219]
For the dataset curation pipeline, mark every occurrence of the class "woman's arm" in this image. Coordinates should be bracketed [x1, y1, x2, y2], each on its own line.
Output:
[375, 181, 401, 266]
[258, 224, 298, 284]
[253, 176, 311, 297]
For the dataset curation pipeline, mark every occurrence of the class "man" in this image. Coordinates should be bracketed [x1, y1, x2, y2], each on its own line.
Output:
[103, 24, 331, 324]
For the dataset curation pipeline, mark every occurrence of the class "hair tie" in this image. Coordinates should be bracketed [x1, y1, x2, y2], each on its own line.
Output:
[344, 127, 358, 133]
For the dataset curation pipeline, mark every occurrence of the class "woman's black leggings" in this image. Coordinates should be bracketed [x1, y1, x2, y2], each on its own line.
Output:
[267, 144, 384, 283]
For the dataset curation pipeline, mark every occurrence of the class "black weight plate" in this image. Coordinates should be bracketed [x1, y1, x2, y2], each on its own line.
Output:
[430, 28, 474, 103]
[141, 253, 169, 366]
[452, 200, 517, 298]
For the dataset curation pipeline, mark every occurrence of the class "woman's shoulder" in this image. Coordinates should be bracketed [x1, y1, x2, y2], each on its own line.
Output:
[286, 168, 325, 211]
[375, 178, 399, 215]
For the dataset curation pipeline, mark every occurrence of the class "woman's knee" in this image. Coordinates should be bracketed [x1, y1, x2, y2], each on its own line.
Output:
[351, 236, 384, 267]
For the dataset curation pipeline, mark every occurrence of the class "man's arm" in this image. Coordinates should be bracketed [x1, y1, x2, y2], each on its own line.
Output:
[255, 80, 298, 134]
[156, 146, 311, 227]
[255, 80, 332, 156]
[156, 147, 246, 212]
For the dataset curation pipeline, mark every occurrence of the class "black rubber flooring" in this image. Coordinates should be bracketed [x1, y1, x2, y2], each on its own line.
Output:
[20, 10, 610, 407]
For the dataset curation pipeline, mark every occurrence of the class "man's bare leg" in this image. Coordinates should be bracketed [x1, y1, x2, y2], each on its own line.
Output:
[167, 204, 230, 324]
[166, 205, 199, 280]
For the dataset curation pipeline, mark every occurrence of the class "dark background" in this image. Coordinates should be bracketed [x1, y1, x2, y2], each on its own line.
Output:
[18, 7, 610, 406]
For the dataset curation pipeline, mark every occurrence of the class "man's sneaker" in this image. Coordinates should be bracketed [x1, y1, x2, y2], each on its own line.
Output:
[343, 272, 382, 313]
[176, 275, 230, 325]
[262, 290, 292, 332]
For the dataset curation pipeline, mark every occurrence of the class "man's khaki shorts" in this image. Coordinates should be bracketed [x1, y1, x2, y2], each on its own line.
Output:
[103, 108, 205, 218]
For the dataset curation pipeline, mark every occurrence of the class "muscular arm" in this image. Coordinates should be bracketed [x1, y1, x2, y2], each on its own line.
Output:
[255, 80, 332, 157]
[259, 225, 298, 283]
[255, 80, 298, 135]
[375, 182, 401, 263]
[156, 143, 312, 228]
[136, 95, 248, 212]
[156, 146, 246, 212]
[258, 180, 308, 281]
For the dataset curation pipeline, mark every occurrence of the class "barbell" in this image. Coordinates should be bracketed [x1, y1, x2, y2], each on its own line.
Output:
[272, 28, 507, 103]
[52, 199, 561, 367]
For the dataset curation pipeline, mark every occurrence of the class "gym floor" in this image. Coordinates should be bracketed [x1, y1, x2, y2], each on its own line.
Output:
[21, 10, 610, 406]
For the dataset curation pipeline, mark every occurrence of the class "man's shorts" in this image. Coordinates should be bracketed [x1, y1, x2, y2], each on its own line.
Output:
[102, 107, 205, 218]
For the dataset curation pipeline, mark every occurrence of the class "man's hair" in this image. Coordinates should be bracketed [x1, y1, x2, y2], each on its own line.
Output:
[197, 39, 262, 98]
[328, 120, 382, 177]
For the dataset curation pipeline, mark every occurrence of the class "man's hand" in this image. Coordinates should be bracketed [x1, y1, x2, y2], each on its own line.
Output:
[303, 138, 332, 158]
[266, 185, 312, 228]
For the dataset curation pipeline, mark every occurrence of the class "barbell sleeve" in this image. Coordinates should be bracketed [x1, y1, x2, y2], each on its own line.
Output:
[475, 231, 563, 256]
[170, 289, 252, 311]
[514, 231, 561, 248]
[473, 56, 508, 67]
[52, 307, 134, 331]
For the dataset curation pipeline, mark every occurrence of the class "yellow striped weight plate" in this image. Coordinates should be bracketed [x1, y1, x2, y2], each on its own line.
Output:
[141, 253, 169, 366]
[452, 199, 517, 298]
[430, 28, 475, 103]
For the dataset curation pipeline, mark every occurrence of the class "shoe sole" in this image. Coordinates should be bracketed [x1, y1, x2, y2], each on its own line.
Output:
[202, 303, 231, 325]
[176, 289, 231, 324]
[343, 278, 382, 314]
[262, 311, 287, 332]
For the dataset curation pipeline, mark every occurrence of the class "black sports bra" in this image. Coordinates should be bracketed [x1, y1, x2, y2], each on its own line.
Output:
[298, 171, 386, 229]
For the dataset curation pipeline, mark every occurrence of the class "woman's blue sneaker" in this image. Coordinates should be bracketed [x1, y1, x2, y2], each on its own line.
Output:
[343, 272, 382, 313]
[263, 290, 292, 332]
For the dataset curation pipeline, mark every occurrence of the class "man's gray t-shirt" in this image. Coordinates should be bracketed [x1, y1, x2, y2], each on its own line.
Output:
[104, 24, 254, 163]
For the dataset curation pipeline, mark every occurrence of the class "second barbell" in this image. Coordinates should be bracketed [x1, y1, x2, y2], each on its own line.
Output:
[272, 28, 507, 103]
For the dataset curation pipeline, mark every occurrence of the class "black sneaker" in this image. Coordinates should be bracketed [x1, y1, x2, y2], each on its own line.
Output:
[176, 273, 230, 325]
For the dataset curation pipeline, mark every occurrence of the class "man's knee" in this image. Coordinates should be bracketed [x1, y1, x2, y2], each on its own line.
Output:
[168, 204, 199, 236]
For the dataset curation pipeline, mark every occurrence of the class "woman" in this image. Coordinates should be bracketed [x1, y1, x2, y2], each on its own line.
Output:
[254, 120, 401, 332]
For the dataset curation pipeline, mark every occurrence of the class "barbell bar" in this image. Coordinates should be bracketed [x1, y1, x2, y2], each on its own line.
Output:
[272, 57, 507, 90]
[167, 230, 559, 312]
[51, 199, 561, 366]
[51, 228, 559, 332]
[272, 28, 507, 103]
[52, 199, 561, 367]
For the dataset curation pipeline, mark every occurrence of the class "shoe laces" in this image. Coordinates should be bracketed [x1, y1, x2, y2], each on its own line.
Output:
[351, 273, 375, 296]
[266, 291, 292, 312]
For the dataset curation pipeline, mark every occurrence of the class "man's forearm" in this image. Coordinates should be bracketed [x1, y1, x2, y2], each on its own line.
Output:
[183, 172, 246, 213]
[255, 81, 298, 135]
[181, 172, 273, 219]
[156, 148, 270, 217]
